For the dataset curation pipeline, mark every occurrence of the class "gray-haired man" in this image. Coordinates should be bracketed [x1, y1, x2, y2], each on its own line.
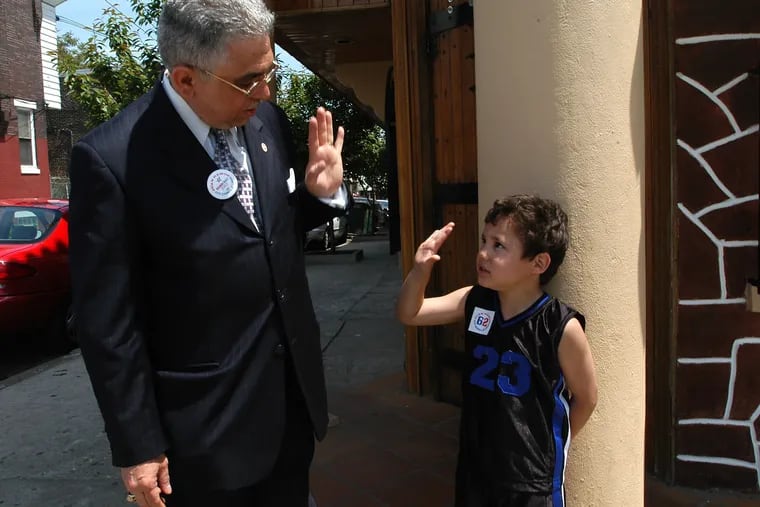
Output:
[68, 1, 347, 505]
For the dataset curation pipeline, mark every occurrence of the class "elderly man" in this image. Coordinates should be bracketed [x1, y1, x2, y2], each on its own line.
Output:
[68, 1, 347, 505]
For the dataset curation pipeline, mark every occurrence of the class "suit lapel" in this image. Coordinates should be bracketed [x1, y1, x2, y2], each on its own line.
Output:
[242, 116, 276, 238]
[149, 84, 258, 234]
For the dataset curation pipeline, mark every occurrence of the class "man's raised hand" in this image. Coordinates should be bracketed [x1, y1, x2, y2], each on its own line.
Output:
[305, 107, 345, 198]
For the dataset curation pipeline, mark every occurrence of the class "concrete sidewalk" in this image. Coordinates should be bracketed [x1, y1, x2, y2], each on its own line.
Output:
[0, 235, 460, 507]
[7, 236, 755, 506]
[306, 237, 459, 507]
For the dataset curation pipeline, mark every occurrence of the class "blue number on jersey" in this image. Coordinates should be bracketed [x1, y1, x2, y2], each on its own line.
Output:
[497, 350, 531, 396]
[469, 345, 531, 396]
[470, 345, 499, 391]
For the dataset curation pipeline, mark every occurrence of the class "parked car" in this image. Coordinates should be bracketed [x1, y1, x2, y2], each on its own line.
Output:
[304, 213, 348, 252]
[0, 199, 73, 348]
[350, 196, 385, 233]
[375, 199, 389, 229]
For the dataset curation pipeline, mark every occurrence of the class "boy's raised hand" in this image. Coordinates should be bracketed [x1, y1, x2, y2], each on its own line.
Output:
[415, 222, 455, 268]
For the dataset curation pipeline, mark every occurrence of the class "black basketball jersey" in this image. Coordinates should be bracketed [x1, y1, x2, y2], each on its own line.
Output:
[455, 284, 585, 507]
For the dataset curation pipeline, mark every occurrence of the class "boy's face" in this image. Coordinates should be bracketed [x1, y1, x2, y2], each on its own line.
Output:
[476, 217, 545, 291]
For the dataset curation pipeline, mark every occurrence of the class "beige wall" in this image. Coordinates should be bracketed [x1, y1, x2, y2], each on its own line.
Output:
[334, 61, 392, 122]
[474, 1, 645, 505]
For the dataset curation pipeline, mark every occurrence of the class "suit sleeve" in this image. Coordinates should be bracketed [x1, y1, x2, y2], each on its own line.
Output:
[68, 141, 168, 467]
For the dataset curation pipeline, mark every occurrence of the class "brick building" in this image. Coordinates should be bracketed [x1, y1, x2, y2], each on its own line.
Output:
[0, 0, 66, 199]
[47, 80, 88, 198]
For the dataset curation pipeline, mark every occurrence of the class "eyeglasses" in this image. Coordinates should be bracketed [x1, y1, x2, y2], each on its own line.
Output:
[201, 63, 278, 97]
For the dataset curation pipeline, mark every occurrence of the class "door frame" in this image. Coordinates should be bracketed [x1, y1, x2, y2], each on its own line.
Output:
[643, 0, 677, 483]
[391, 0, 436, 394]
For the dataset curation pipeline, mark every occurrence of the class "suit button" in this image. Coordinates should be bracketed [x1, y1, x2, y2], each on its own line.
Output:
[269, 239, 275, 247]
[273, 343, 286, 357]
[278, 290, 287, 303]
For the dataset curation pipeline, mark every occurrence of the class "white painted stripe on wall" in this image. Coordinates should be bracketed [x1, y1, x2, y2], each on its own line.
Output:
[677, 454, 756, 470]
[677, 142, 735, 199]
[677, 358, 731, 364]
[678, 418, 750, 427]
[677, 73, 741, 133]
[713, 73, 749, 96]
[750, 423, 760, 487]
[695, 195, 758, 219]
[676, 33, 760, 45]
[723, 240, 759, 248]
[679, 298, 745, 306]
[697, 125, 760, 155]
[724, 339, 760, 419]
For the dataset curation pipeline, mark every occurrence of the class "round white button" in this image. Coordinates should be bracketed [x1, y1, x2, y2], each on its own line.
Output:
[207, 169, 238, 200]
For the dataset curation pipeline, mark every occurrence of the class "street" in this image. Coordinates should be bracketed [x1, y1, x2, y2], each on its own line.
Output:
[0, 235, 406, 506]
[0, 336, 74, 387]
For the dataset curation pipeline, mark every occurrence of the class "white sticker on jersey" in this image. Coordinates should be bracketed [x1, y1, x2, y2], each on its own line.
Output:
[468, 307, 495, 335]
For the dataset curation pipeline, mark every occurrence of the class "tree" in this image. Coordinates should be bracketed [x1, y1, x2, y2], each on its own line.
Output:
[277, 73, 387, 196]
[56, 0, 387, 194]
[56, 0, 163, 127]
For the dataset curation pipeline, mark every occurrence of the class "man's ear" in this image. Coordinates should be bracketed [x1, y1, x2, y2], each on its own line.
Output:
[532, 252, 551, 275]
[169, 65, 198, 100]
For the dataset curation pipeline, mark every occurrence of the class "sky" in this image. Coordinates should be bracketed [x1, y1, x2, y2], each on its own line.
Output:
[55, 0, 308, 74]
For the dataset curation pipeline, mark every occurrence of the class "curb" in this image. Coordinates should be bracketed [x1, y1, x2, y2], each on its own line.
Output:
[305, 248, 364, 264]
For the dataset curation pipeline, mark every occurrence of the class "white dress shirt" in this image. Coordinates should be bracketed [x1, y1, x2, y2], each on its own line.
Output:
[161, 72, 347, 210]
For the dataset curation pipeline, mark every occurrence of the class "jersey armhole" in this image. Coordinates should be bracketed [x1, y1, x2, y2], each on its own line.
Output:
[553, 311, 586, 349]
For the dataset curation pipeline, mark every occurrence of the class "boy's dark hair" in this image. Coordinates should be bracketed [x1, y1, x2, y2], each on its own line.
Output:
[484, 194, 569, 285]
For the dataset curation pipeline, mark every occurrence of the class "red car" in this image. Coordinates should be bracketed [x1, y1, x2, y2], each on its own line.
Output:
[0, 199, 73, 347]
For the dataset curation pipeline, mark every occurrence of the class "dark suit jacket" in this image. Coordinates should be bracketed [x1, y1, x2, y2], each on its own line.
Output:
[68, 83, 343, 491]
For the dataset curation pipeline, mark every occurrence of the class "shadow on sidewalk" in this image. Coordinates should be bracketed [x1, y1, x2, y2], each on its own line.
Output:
[312, 373, 460, 507]
[306, 236, 461, 506]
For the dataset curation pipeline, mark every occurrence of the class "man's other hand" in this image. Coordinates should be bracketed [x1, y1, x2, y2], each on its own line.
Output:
[121, 454, 172, 507]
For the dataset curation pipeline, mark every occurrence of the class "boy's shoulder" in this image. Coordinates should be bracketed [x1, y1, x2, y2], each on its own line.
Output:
[466, 286, 585, 340]
[550, 295, 585, 330]
[466, 286, 583, 321]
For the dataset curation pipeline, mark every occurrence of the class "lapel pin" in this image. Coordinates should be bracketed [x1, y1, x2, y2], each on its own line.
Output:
[261, 142, 268, 153]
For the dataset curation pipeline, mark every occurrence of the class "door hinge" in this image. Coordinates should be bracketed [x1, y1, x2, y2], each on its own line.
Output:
[427, 1, 474, 56]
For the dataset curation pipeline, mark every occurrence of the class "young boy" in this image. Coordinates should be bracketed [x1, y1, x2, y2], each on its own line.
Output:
[397, 194, 597, 507]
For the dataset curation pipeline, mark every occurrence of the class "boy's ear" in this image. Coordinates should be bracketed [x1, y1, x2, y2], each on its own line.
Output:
[532, 252, 551, 275]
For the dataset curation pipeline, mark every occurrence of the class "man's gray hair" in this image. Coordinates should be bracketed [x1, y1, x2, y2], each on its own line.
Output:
[158, 0, 275, 70]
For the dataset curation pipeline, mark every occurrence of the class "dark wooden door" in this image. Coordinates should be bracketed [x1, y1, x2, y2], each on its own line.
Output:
[428, 0, 478, 404]
[646, 0, 760, 493]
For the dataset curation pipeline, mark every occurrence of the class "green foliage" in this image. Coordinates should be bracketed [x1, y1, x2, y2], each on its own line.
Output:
[277, 73, 387, 195]
[56, 0, 163, 127]
[56, 0, 387, 193]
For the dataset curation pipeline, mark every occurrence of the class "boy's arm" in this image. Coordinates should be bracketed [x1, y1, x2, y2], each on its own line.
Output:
[558, 318, 598, 436]
[396, 222, 470, 326]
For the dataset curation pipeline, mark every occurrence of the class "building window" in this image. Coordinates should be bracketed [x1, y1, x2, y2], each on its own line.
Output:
[13, 99, 40, 175]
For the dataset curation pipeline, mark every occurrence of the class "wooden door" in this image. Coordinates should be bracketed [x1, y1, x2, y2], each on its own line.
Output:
[428, 0, 478, 404]
[646, 0, 760, 493]
[391, 0, 478, 399]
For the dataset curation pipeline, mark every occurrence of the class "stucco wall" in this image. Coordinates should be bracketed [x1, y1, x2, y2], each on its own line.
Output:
[334, 60, 392, 122]
[474, 2, 645, 505]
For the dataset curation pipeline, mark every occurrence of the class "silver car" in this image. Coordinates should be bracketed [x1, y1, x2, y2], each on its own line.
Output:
[304, 214, 348, 252]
